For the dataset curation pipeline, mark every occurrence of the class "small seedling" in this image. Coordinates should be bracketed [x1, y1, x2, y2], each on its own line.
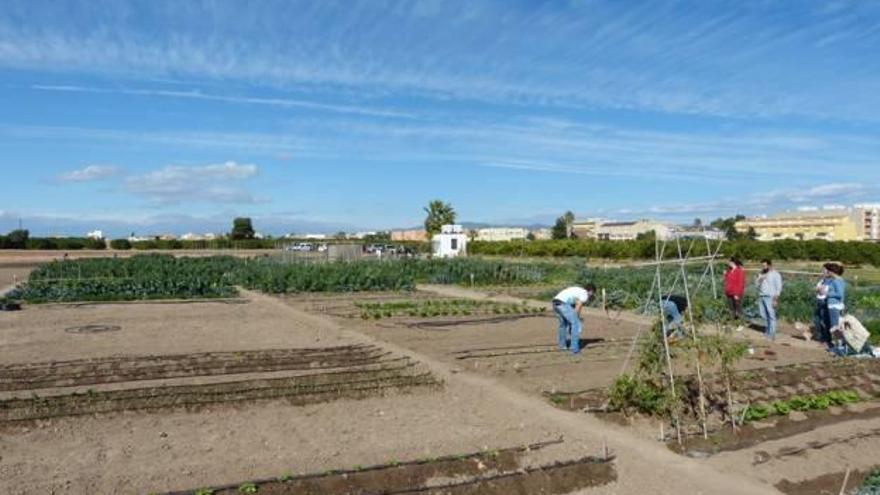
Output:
[238, 482, 258, 494]
[194, 489, 214, 495]
[277, 473, 294, 482]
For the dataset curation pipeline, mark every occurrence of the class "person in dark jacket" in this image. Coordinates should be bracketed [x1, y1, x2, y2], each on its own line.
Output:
[723, 257, 746, 321]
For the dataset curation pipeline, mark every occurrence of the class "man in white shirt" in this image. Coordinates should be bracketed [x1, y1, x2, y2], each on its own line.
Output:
[552, 283, 596, 354]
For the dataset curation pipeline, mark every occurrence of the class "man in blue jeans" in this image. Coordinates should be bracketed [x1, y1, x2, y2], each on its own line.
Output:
[552, 283, 596, 354]
[662, 295, 688, 340]
[756, 259, 783, 341]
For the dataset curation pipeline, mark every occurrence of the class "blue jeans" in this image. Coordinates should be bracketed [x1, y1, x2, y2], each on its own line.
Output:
[759, 296, 777, 339]
[553, 303, 582, 354]
[662, 300, 684, 338]
[814, 302, 831, 343]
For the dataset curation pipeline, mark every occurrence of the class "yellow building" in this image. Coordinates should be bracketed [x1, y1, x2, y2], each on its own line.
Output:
[735, 209, 860, 242]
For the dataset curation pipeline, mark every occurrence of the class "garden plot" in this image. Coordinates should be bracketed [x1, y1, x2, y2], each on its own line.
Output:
[0, 291, 629, 495]
[167, 439, 617, 495]
[342, 302, 828, 398]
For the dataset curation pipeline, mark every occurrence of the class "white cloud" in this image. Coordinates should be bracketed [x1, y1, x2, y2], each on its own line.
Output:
[32, 85, 414, 119]
[57, 164, 119, 182]
[125, 161, 266, 205]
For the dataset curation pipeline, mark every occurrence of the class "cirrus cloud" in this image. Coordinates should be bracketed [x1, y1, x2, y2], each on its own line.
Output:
[57, 164, 120, 182]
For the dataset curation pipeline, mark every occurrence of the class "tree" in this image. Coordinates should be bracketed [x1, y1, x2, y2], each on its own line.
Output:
[526, 232, 536, 241]
[563, 211, 575, 238]
[551, 217, 569, 240]
[636, 229, 657, 241]
[363, 231, 391, 243]
[710, 215, 747, 241]
[7, 229, 29, 249]
[693, 218, 703, 228]
[334, 231, 348, 239]
[746, 226, 758, 241]
[423, 200, 456, 238]
[230, 217, 255, 240]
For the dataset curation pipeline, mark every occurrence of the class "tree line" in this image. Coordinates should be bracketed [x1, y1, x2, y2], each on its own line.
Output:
[470, 238, 880, 265]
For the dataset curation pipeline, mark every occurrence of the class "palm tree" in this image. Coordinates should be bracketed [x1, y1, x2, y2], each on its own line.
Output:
[423, 200, 457, 238]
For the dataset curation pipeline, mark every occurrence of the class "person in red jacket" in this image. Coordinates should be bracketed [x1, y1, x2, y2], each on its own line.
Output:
[723, 257, 746, 321]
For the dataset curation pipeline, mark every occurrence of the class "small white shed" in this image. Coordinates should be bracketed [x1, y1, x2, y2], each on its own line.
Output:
[432, 224, 467, 258]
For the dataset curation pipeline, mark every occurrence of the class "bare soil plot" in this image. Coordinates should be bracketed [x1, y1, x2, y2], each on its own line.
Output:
[279, 288, 880, 495]
[0, 293, 623, 495]
[299, 293, 830, 397]
[162, 439, 616, 495]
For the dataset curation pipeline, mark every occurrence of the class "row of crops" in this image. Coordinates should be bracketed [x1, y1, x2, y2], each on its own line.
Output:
[354, 299, 544, 319]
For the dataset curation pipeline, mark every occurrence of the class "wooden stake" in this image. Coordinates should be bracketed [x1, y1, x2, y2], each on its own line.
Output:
[676, 236, 709, 440]
[838, 468, 850, 495]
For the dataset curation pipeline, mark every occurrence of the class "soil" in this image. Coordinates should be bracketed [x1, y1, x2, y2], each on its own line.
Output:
[6, 278, 877, 494]
[677, 403, 880, 455]
[207, 455, 617, 495]
[775, 466, 878, 495]
[0, 289, 783, 495]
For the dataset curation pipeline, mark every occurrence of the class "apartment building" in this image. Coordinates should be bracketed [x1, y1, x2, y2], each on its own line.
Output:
[735, 208, 860, 241]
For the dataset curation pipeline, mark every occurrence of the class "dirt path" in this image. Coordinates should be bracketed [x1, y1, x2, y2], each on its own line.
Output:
[260, 290, 778, 494]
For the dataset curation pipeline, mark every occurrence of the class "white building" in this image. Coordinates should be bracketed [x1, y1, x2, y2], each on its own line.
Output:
[670, 227, 726, 241]
[432, 224, 467, 258]
[475, 227, 529, 242]
[86, 230, 104, 240]
[531, 228, 552, 240]
[595, 220, 673, 241]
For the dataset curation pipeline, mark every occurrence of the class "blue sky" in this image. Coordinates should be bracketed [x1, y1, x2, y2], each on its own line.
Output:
[1, 0, 879, 236]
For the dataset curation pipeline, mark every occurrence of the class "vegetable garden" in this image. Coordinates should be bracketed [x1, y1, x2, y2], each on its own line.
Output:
[8, 254, 880, 344]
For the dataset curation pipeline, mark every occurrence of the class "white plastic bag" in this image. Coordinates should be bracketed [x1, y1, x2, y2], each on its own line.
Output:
[836, 314, 870, 353]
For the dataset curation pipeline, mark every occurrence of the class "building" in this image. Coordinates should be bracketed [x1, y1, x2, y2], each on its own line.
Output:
[86, 230, 104, 240]
[391, 229, 428, 242]
[180, 232, 219, 241]
[735, 209, 860, 242]
[571, 218, 606, 239]
[475, 227, 529, 242]
[432, 224, 467, 258]
[595, 220, 673, 241]
[855, 204, 880, 241]
[530, 228, 552, 240]
[670, 227, 726, 241]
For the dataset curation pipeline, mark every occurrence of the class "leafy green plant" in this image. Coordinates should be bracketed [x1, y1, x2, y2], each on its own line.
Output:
[194, 489, 214, 495]
[743, 404, 770, 422]
[771, 401, 791, 415]
[238, 482, 258, 494]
